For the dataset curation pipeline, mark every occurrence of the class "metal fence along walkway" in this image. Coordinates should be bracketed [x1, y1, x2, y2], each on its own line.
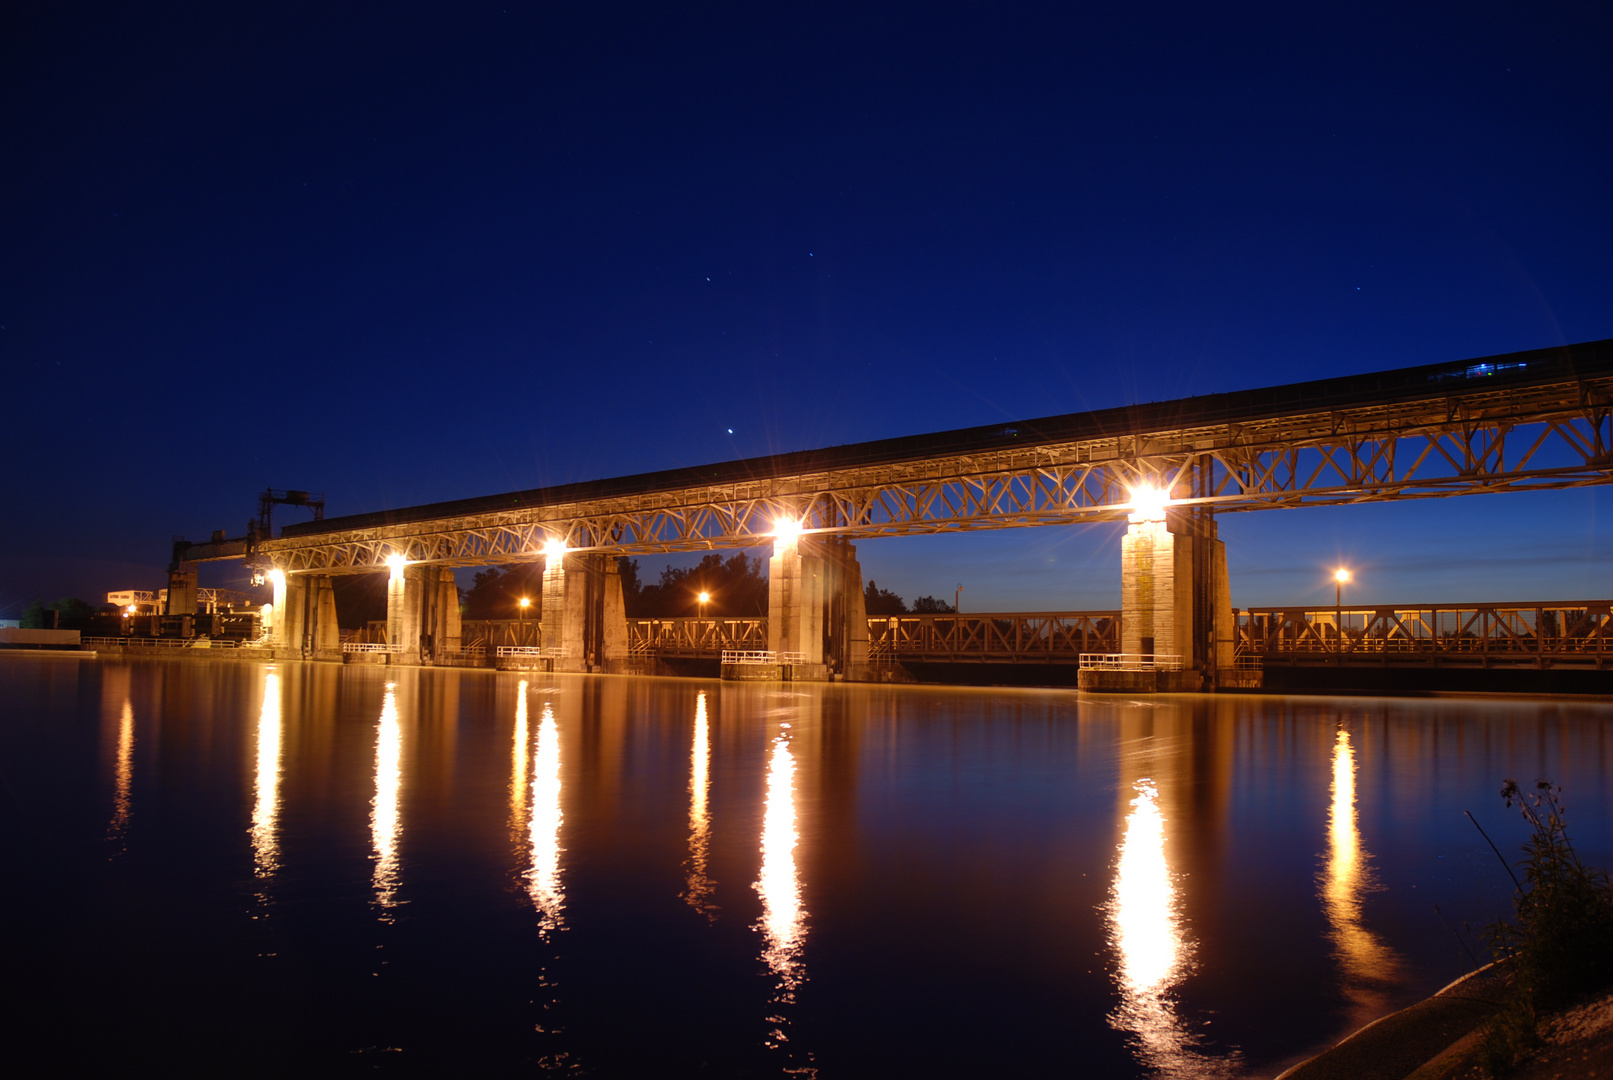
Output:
[1240, 601, 1612, 669]
[597, 602, 1609, 669]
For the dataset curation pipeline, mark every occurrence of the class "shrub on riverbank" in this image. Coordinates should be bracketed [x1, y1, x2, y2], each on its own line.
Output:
[1480, 779, 1613, 1074]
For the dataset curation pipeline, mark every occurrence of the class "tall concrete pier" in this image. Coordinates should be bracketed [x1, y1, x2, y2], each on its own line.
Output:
[290, 574, 341, 658]
[383, 561, 460, 663]
[1104, 486, 1236, 691]
[540, 549, 628, 672]
[766, 526, 869, 680]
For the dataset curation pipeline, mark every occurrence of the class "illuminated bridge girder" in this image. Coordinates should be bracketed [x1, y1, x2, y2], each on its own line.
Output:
[227, 343, 1613, 574]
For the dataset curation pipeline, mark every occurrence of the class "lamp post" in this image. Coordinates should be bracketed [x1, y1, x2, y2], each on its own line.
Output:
[698, 591, 709, 620]
[955, 584, 963, 615]
[1334, 569, 1350, 653]
[518, 596, 530, 621]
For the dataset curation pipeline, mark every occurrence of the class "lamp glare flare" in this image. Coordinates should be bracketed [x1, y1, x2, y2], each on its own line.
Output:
[386, 554, 407, 581]
[772, 517, 802, 549]
[1128, 484, 1169, 523]
[543, 538, 568, 560]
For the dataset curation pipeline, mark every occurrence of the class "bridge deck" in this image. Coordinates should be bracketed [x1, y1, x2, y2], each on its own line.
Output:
[177, 338, 1612, 572]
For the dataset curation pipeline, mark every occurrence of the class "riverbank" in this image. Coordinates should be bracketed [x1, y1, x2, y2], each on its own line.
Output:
[1276, 967, 1613, 1080]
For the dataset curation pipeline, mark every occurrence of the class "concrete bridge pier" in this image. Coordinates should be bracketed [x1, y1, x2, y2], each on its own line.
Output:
[1104, 499, 1238, 691]
[386, 565, 461, 664]
[165, 562, 198, 617]
[282, 573, 341, 659]
[766, 532, 870, 681]
[541, 551, 628, 672]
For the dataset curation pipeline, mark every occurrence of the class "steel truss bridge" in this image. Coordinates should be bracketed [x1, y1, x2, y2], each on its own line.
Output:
[1243, 600, 1611, 669]
[177, 339, 1612, 573]
[457, 601, 1608, 669]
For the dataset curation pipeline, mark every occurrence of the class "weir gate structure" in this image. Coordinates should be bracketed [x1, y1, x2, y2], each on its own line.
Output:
[167, 338, 1612, 690]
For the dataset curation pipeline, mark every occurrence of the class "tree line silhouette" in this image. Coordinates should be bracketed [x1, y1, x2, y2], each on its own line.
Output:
[457, 556, 955, 619]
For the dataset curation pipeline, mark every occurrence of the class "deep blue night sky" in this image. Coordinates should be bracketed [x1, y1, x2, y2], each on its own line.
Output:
[3, 2, 1609, 615]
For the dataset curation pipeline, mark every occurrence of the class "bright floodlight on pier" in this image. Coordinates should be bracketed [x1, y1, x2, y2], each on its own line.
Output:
[387, 554, 407, 581]
[1127, 483, 1169, 523]
[268, 568, 285, 585]
[543, 538, 568, 560]
[772, 517, 802, 547]
[125, 605, 136, 616]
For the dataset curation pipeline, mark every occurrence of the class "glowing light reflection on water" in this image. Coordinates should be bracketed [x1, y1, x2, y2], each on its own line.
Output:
[684, 690, 715, 917]
[1323, 727, 1401, 1026]
[528, 701, 564, 931]
[1108, 778, 1239, 1079]
[250, 670, 283, 881]
[371, 682, 402, 913]
[108, 698, 135, 845]
[510, 680, 529, 843]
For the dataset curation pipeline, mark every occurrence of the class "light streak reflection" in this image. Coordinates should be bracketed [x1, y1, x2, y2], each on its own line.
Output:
[510, 680, 529, 842]
[108, 698, 135, 844]
[757, 733, 804, 983]
[250, 670, 283, 880]
[371, 682, 402, 914]
[755, 725, 813, 1074]
[683, 691, 716, 917]
[1322, 728, 1400, 1024]
[1107, 779, 1236, 1079]
[528, 701, 564, 931]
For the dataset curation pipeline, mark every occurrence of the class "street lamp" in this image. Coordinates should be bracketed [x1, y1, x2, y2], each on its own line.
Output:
[518, 596, 531, 621]
[955, 584, 963, 615]
[1334, 568, 1351, 651]
[698, 591, 710, 620]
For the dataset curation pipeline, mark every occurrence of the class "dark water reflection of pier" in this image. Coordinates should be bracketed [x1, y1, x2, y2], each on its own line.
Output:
[7, 661, 1607, 1076]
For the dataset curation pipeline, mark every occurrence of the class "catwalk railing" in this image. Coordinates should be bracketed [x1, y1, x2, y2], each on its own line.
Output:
[869, 613, 1120, 663]
[613, 602, 1608, 668]
[178, 340, 1612, 573]
[88, 600, 1609, 670]
[1239, 601, 1612, 669]
[618, 613, 1120, 663]
[627, 618, 768, 658]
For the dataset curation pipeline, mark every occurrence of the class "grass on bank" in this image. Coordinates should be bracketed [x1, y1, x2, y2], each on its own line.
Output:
[1478, 779, 1613, 1074]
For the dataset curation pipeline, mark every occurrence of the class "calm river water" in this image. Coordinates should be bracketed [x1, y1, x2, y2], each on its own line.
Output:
[4, 657, 1610, 1077]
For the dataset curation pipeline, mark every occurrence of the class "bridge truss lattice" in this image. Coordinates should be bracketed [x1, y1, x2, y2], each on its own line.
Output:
[241, 343, 1612, 573]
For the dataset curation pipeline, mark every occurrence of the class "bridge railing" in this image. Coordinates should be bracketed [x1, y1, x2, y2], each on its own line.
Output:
[868, 613, 1120, 660]
[622, 613, 1120, 662]
[494, 646, 573, 659]
[721, 650, 805, 665]
[445, 619, 542, 650]
[82, 635, 241, 649]
[1079, 653, 1184, 671]
[628, 618, 767, 657]
[1239, 602, 1612, 666]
